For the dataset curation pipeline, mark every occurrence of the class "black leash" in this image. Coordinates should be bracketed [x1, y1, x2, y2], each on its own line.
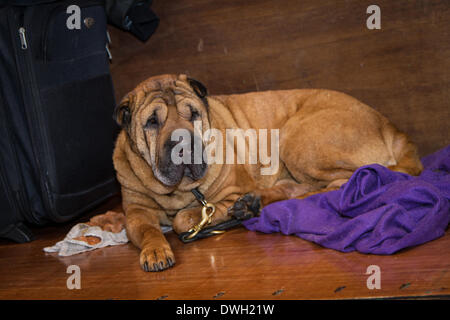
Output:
[178, 188, 252, 243]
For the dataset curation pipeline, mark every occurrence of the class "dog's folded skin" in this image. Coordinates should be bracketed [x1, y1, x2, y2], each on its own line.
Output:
[112, 74, 422, 272]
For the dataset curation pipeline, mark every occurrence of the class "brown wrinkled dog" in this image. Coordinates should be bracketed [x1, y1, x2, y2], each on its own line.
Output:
[113, 74, 422, 272]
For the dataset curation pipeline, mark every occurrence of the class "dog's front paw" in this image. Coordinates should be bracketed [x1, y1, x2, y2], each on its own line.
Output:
[140, 244, 175, 272]
[229, 192, 261, 219]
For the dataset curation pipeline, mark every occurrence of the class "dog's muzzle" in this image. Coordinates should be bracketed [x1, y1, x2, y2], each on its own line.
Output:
[157, 132, 207, 186]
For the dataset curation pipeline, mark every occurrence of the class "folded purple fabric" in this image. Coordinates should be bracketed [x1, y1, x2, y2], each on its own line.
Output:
[243, 145, 450, 254]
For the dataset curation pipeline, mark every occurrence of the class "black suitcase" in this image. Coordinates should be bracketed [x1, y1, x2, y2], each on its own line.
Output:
[0, 0, 119, 242]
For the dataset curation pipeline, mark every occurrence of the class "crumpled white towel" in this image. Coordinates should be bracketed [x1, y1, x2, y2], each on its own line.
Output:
[43, 223, 129, 256]
[43, 211, 173, 257]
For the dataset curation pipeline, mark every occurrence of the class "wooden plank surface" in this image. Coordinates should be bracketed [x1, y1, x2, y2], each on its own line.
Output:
[0, 197, 449, 300]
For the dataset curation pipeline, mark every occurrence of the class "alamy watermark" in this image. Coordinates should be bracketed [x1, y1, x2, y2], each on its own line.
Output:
[66, 265, 81, 290]
[170, 121, 280, 175]
[366, 265, 381, 290]
[366, 5, 381, 30]
[66, 5, 81, 30]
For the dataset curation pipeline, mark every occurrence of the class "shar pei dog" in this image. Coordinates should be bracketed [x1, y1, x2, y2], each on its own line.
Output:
[113, 74, 422, 272]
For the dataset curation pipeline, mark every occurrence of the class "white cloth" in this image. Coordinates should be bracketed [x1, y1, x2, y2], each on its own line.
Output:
[43, 223, 173, 257]
[43, 223, 128, 256]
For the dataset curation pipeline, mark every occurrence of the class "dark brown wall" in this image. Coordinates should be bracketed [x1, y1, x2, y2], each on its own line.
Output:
[108, 0, 450, 156]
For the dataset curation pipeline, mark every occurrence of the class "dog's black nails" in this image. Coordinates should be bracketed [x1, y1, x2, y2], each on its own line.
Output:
[167, 258, 173, 267]
[233, 200, 245, 210]
[153, 263, 159, 271]
[160, 261, 164, 270]
[143, 262, 149, 272]
[250, 198, 261, 214]
[233, 209, 245, 218]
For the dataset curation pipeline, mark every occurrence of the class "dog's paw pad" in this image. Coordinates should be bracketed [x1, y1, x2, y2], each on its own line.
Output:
[229, 193, 261, 219]
[140, 247, 175, 272]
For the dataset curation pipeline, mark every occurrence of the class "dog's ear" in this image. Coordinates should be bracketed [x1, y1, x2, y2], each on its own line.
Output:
[113, 100, 131, 128]
[187, 77, 208, 99]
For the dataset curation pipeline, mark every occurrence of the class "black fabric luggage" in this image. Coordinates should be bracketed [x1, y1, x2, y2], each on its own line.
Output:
[0, 0, 119, 242]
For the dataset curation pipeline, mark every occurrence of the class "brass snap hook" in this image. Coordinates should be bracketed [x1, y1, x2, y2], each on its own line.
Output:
[186, 202, 216, 240]
[183, 188, 227, 241]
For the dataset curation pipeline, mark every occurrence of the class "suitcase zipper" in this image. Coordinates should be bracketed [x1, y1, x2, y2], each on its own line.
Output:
[18, 27, 27, 49]
[17, 25, 56, 219]
[10, 10, 57, 221]
[5, 24, 45, 224]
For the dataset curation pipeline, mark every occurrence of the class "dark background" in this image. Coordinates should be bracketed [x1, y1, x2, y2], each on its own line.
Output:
[108, 0, 450, 157]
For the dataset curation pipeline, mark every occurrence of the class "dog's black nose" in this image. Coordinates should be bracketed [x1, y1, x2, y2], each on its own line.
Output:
[161, 131, 207, 182]
[185, 162, 207, 180]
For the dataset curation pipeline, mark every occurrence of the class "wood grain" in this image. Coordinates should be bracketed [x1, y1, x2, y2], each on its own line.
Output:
[109, 0, 450, 157]
[0, 196, 449, 300]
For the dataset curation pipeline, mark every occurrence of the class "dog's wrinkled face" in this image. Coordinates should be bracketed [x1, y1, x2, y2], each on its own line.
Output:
[114, 74, 210, 186]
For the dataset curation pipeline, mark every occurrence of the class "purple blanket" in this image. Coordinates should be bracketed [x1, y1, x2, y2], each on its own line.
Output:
[243, 146, 450, 254]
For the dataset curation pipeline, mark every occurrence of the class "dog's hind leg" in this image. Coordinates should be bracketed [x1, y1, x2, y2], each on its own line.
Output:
[294, 184, 342, 200]
[382, 124, 423, 176]
[258, 179, 317, 205]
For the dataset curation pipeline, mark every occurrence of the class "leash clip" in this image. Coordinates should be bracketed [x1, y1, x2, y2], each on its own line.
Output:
[183, 188, 226, 241]
[185, 202, 218, 240]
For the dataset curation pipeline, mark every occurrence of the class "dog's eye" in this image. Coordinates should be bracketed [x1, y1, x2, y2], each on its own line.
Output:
[189, 106, 200, 121]
[144, 114, 158, 129]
